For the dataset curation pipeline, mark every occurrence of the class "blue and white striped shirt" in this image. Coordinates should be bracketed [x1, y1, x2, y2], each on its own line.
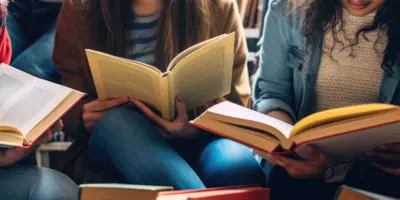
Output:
[125, 13, 159, 66]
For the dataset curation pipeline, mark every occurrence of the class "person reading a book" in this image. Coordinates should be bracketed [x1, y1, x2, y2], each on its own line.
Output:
[53, 0, 265, 188]
[252, 0, 400, 199]
[0, 1, 78, 199]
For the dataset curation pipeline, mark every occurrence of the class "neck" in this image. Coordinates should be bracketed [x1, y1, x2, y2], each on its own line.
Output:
[132, 0, 162, 17]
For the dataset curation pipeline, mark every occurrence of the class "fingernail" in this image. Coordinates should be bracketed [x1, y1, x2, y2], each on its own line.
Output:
[176, 96, 182, 102]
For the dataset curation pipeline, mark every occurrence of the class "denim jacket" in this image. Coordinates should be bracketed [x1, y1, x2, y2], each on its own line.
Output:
[252, 0, 400, 122]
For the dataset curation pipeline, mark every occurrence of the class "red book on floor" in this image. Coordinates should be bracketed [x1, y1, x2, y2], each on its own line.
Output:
[157, 186, 270, 200]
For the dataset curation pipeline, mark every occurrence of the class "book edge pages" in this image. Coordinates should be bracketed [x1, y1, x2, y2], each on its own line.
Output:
[23, 91, 85, 147]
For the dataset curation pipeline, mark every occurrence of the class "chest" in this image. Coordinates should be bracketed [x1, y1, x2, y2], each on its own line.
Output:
[286, 34, 400, 119]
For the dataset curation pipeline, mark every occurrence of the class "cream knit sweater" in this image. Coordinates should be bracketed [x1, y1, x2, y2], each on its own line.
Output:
[316, 10, 387, 112]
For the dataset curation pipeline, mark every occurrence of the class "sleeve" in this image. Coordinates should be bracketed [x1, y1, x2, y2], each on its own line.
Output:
[252, 0, 297, 121]
[53, 0, 94, 140]
[0, 27, 11, 64]
[221, 0, 252, 106]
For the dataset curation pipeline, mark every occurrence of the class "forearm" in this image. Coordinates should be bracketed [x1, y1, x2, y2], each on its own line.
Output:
[267, 110, 294, 125]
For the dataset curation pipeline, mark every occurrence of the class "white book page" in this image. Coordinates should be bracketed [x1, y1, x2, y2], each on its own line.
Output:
[0, 64, 71, 136]
[207, 102, 293, 139]
[295, 122, 400, 164]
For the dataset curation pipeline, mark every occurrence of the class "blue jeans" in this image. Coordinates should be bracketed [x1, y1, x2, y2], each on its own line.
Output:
[6, 0, 61, 83]
[88, 107, 265, 190]
[0, 165, 78, 200]
[258, 159, 400, 199]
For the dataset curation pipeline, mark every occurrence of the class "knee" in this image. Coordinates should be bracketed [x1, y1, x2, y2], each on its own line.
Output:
[31, 168, 78, 200]
[96, 107, 149, 133]
[199, 139, 265, 187]
[91, 107, 155, 144]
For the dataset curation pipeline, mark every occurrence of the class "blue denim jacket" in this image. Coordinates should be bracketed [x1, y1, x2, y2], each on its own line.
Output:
[252, 0, 400, 122]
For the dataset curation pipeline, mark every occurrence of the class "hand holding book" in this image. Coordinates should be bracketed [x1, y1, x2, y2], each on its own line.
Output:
[0, 120, 63, 167]
[132, 97, 226, 139]
[82, 97, 130, 133]
[367, 143, 400, 176]
[254, 145, 334, 179]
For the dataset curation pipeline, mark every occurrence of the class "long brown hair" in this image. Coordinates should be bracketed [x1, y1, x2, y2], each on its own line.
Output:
[92, 0, 212, 71]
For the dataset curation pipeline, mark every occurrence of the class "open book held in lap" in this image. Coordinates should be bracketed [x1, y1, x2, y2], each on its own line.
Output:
[0, 64, 85, 148]
[86, 33, 235, 120]
[191, 101, 400, 164]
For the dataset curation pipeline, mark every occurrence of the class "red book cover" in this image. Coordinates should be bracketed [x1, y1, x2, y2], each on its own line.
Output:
[158, 187, 269, 200]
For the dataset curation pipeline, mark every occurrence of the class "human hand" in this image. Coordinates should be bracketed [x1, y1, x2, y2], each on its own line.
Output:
[254, 145, 333, 179]
[0, 120, 63, 167]
[132, 97, 199, 139]
[82, 97, 130, 132]
[366, 143, 400, 176]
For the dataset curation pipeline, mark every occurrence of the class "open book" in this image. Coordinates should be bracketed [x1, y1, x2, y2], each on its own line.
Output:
[191, 101, 400, 164]
[0, 64, 85, 148]
[86, 33, 235, 120]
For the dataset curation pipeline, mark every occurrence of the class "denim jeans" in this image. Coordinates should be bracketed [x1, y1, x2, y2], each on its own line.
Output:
[6, 0, 61, 83]
[259, 160, 400, 199]
[88, 107, 266, 190]
[0, 165, 78, 200]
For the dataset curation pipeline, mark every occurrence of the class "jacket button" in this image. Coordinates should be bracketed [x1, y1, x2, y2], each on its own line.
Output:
[297, 62, 303, 71]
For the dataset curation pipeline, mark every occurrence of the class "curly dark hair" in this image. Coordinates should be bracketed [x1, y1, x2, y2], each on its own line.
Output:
[290, 0, 400, 73]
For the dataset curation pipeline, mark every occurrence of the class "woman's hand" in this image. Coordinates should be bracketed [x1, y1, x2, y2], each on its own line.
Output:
[82, 97, 130, 132]
[366, 143, 400, 176]
[133, 97, 199, 139]
[254, 145, 333, 179]
[0, 120, 63, 167]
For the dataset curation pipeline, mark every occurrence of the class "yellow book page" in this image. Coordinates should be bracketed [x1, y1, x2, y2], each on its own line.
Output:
[0, 127, 23, 147]
[86, 50, 163, 112]
[169, 33, 235, 110]
[291, 104, 398, 137]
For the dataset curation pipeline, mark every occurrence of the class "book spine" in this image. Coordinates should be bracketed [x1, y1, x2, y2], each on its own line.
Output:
[160, 75, 174, 120]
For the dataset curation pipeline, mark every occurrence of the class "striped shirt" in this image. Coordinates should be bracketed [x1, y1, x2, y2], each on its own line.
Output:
[125, 13, 160, 66]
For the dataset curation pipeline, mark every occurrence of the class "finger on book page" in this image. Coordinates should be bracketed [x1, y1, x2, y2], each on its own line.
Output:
[50, 120, 64, 133]
[175, 97, 188, 122]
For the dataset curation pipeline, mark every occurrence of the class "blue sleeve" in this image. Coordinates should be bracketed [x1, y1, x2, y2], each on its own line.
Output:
[252, 0, 296, 121]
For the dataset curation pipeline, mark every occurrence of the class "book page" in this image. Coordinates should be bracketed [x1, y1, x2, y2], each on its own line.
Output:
[206, 102, 293, 140]
[294, 110, 400, 164]
[86, 50, 163, 112]
[0, 65, 71, 136]
[169, 33, 234, 110]
[166, 34, 227, 71]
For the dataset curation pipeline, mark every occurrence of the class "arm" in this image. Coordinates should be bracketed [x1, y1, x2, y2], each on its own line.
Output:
[252, 0, 332, 180]
[53, 0, 94, 139]
[252, 0, 296, 120]
[220, 0, 251, 106]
